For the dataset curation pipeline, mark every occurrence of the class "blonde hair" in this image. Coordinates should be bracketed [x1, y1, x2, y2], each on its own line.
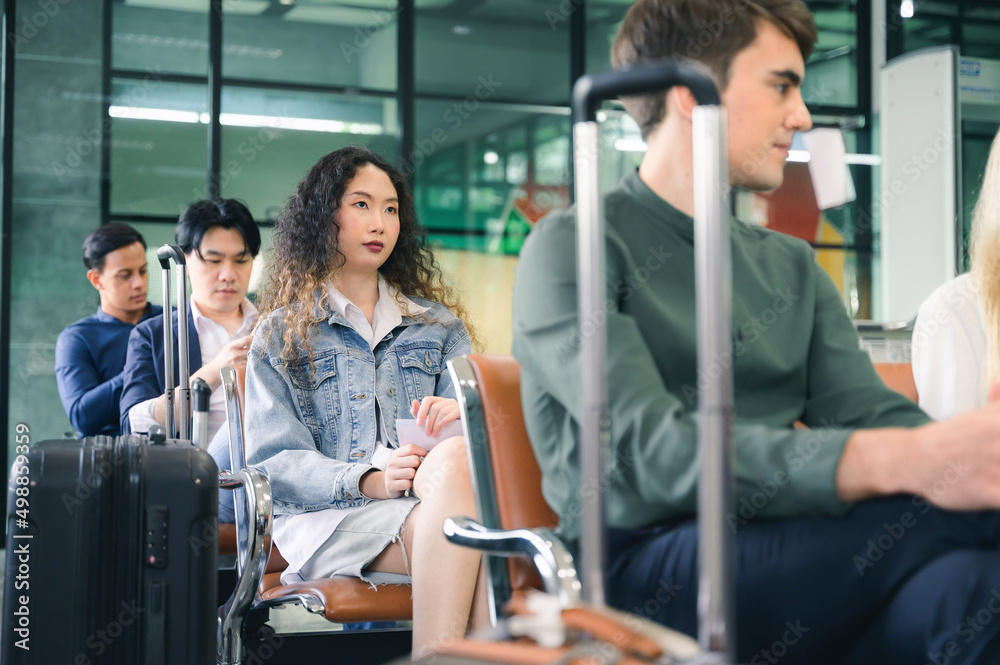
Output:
[970, 129, 1000, 392]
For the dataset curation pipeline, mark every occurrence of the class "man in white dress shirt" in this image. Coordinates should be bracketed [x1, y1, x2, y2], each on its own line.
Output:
[120, 199, 260, 445]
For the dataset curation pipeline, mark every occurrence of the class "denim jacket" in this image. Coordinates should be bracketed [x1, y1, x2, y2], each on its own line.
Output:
[245, 296, 471, 516]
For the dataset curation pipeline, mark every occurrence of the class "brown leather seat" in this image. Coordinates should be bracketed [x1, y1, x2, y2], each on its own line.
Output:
[460, 354, 559, 595]
[873, 362, 918, 403]
[257, 545, 413, 622]
[225, 364, 413, 623]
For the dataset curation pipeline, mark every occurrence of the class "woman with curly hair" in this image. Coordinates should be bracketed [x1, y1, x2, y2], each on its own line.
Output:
[245, 146, 484, 655]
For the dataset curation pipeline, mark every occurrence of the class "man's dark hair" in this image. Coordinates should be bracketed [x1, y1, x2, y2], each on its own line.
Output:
[82, 223, 147, 271]
[176, 199, 261, 259]
[611, 0, 817, 139]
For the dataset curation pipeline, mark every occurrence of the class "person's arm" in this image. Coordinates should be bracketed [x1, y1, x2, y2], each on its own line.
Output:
[434, 318, 472, 400]
[836, 400, 1000, 509]
[127, 396, 161, 435]
[244, 334, 376, 515]
[55, 327, 123, 436]
[790, 264, 1000, 508]
[800, 259, 930, 431]
[140, 334, 252, 427]
[912, 279, 983, 420]
[119, 322, 162, 435]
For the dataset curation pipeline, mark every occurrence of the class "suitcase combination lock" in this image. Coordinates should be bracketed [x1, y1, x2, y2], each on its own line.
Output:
[145, 506, 169, 568]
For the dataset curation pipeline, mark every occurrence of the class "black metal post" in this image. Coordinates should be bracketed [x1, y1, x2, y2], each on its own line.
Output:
[208, 0, 223, 199]
[1, 0, 16, 516]
[397, 0, 415, 179]
[100, 0, 111, 223]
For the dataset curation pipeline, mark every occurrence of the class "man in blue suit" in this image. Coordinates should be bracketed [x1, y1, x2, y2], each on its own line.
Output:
[120, 199, 261, 452]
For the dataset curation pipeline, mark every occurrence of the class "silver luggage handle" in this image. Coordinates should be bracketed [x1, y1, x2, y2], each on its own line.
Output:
[156, 244, 191, 441]
[571, 60, 734, 662]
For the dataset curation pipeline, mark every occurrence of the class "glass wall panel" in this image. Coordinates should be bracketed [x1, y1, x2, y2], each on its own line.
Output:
[963, 19, 1000, 60]
[224, 3, 397, 91]
[585, 1, 629, 75]
[415, 0, 571, 104]
[220, 87, 397, 220]
[112, 0, 210, 76]
[413, 99, 570, 252]
[807, 4, 858, 107]
[109, 79, 208, 217]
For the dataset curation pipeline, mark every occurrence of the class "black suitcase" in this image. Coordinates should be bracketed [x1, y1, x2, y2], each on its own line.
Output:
[2, 434, 218, 664]
[3, 244, 219, 664]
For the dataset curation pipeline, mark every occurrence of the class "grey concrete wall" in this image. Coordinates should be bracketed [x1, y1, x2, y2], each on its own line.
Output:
[8, 0, 105, 449]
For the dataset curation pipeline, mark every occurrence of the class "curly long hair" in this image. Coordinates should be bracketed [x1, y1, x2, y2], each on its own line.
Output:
[255, 146, 475, 362]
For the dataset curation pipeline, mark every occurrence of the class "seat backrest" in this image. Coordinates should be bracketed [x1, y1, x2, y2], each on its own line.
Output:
[452, 354, 559, 606]
[873, 362, 918, 403]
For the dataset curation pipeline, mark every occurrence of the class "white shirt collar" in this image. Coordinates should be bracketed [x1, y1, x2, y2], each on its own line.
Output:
[326, 274, 428, 319]
[326, 274, 429, 350]
[189, 296, 257, 337]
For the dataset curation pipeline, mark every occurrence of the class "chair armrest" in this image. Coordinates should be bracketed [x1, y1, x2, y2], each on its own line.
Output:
[218, 468, 273, 665]
[443, 516, 581, 608]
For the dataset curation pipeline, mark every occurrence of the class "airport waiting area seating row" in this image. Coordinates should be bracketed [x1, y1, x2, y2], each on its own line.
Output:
[213, 351, 921, 664]
[214, 355, 584, 664]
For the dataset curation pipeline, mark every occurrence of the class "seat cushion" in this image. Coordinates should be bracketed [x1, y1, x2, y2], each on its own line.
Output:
[260, 578, 413, 622]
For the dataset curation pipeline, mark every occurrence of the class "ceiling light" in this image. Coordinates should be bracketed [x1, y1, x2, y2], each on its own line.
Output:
[109, 106, 200, 123]
[109, 106, 382, 135]
[484, 151, 499, 165]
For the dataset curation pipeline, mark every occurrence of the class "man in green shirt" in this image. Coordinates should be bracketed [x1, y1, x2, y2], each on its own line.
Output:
[512, 1, 1000, 662]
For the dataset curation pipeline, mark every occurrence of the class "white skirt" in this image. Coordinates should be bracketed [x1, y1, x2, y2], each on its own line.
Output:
[292, 495, 420, 585]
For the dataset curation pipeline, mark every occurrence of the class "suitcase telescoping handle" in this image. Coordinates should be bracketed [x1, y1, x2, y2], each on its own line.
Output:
[156, 244, 192, 441]
[571, 60, 734, 662]
[192, 378, 211, 449]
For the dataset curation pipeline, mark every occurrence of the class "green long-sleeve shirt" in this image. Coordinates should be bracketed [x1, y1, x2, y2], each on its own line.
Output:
[511, 169, 930, 542]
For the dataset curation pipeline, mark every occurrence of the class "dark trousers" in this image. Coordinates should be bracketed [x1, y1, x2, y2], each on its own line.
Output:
[607, 497, 1000, 665]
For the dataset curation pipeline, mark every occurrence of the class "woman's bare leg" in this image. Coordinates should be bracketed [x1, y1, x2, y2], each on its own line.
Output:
[365, 436, 484, 658]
